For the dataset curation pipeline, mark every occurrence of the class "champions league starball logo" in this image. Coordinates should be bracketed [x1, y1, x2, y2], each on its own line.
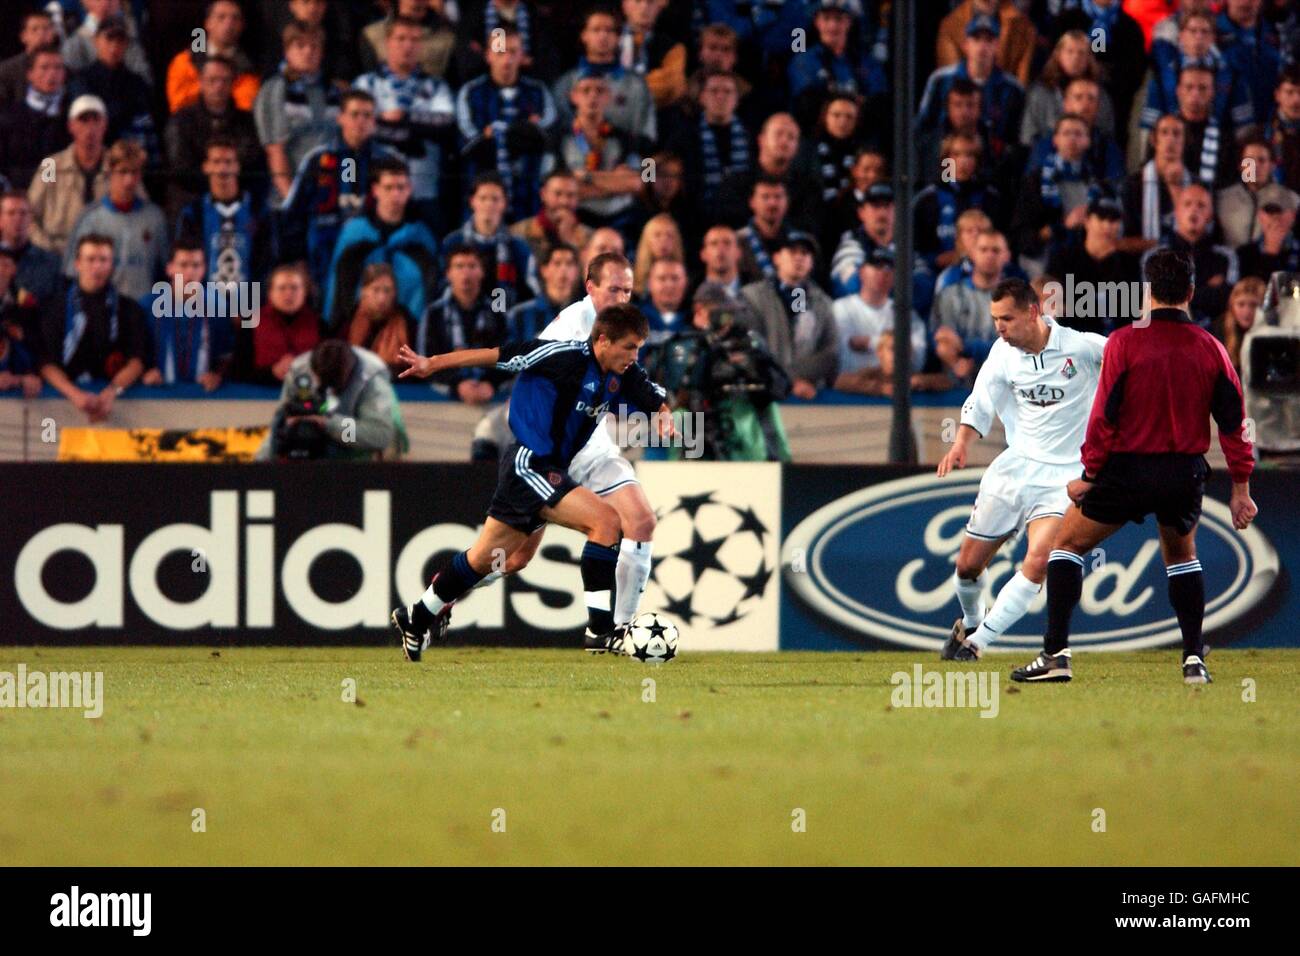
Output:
[647, 491, 774, 627]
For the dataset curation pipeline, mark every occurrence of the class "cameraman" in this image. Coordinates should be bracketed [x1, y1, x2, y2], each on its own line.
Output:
[256, 338, 405, 460]
[643, 282, 791, 461]
[1241, 270, 1300, 455]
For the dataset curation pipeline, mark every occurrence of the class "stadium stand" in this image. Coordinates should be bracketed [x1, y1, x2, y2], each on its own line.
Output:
[0, 0, 1295, 464]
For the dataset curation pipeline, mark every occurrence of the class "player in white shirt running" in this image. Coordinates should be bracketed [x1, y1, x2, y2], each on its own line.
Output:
[935, 277, 1106, 659]
[458, 252, 659, 630]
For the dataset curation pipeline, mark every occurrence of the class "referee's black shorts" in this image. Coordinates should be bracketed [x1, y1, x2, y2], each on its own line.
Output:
[1080, 452, 1209, 536]
[488, 443, 578, 534]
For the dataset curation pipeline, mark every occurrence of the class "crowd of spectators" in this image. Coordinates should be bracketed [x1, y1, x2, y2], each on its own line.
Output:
[0, 0, 1296, 424]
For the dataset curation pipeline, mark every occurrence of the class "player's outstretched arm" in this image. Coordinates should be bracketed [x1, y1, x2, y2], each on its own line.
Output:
[936, 423, 980, 477]
[396, 344, 502, 379]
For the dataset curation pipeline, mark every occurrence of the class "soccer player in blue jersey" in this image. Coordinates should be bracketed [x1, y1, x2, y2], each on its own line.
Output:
[390, 303, 673, 660]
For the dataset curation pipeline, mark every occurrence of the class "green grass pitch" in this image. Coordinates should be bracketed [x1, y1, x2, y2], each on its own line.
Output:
[2, 647, 1297, 866]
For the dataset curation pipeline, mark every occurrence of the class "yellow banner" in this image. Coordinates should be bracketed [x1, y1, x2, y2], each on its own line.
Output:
[59, 427, 269, 462]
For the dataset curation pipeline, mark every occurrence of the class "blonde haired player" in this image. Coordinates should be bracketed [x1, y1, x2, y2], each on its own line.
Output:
[936, 276, 1106, 659]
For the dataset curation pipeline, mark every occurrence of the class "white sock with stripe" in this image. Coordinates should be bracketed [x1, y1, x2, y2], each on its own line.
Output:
[968, 571, 1042, 649]
[954, 571, 986, 629]
[614, 539, 653, 626]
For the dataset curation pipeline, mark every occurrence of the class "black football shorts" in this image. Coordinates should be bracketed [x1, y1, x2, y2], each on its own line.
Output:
[488, 444, 579, 533]
[1080, 453, 1209, 536]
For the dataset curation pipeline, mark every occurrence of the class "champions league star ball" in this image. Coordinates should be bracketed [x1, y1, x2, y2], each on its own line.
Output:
[626, 612, 679, 663]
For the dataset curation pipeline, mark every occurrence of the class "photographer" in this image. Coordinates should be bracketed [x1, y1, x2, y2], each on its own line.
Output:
[643, 282, 791, 462]
[256, 338, 406, 461]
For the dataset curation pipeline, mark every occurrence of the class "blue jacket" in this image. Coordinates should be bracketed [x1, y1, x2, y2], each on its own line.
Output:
[279, 135, 401, 288]
[1216, 11, 1283, 127]
[324, 211, 440, 332]
[916, 61, 1025, 147]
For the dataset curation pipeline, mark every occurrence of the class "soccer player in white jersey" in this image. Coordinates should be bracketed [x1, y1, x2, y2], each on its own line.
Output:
[458, 251, 658, 629]
[935, 277, 1107, 660]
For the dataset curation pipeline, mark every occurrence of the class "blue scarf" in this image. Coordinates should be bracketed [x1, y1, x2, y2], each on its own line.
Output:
[486, 1, 530, 56]
[281, 61, 338, 109]
[379, 64, 423, 113]
[63, 284, 118, 368]
[456, 220, 521, 303]
[575, 57, 626, 82]
[775, 280, 807, 330]
[200, 193, 256, 286]
[1195, 116, 1222, 185]
[418, 290, 492, 373]
[619, 25, 651, 75]
[1266, 112, 1300, 168]
[1040, 151, 1087, 208]
[698, 116, 749, 200]
[491, 85, 521, 210]
[1081, 0, 1120, 35]
[816, 135, 853, 203]
[935, 185, 963, 251]
[25, 86, 62, 117]
[814, 45, 857, 98]
[152, 294, 210, 384]
[743, 220, 776, 279]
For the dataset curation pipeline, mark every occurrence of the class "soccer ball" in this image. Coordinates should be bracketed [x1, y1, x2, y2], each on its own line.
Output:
[626, 612, 679, 663]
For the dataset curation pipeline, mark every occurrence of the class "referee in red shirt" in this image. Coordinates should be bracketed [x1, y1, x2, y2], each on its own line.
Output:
[1012, 249, 1259, 685]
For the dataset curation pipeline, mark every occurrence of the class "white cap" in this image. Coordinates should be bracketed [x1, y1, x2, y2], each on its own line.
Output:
[69, 94, 107, 120]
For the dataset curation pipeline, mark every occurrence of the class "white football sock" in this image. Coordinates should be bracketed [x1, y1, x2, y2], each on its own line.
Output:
[968, 571, 1041, 649]
[471, 569, 504, 590]
[953, 571, 986, 629]
[418, 584, 446, 616]
[614, 538, 653, 626]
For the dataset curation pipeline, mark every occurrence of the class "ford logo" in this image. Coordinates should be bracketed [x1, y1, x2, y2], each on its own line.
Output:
[782, 471, 1280, 652]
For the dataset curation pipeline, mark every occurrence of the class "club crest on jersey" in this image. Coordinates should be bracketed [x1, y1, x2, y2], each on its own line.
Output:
[1061, 358, 1078, 379]
[547, 471, 562, 486]
[607, 376, 619, 393]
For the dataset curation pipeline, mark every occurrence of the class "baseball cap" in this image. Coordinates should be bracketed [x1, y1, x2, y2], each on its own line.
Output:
[965, 14, 1001, 38]
[1258, 183, 1299, 214]
[96, 14, 129, 38]
[1087, 196, 1124, 220]
[866, 245, 895, 268]
[692, 282, 737, 308]
[781, 230, 821, 260]
[69, 94, 107, 120]
[861, 182, 895, 205]
[816, 0, 861, 15]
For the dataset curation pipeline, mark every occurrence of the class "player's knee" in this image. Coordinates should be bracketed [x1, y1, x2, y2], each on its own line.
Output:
[590, 503, 622, 544]
[1020, 554, 1048, 583]
[621, 505, 655, 541]
[954, 556, 983, 580]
